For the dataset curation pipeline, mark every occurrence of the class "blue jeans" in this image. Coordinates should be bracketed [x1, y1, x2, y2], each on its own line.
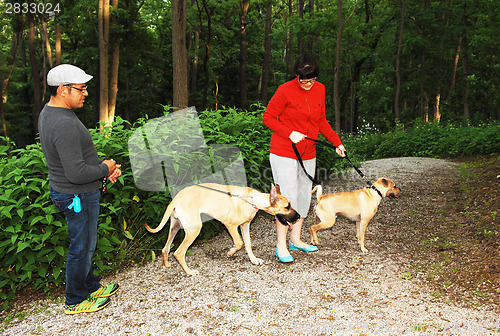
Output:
[50, 188, 102, 305]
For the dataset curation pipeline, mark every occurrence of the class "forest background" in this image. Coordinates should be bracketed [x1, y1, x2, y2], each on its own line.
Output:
[0, 0, 499, 311]
[0, 0, 499, 147]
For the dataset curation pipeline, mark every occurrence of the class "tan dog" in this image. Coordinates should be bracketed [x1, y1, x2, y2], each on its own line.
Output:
[310, 178, 401, 253]
[145, 183, 300, 276]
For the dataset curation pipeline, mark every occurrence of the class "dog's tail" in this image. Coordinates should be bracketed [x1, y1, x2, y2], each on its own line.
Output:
[144, 202, 175, 233]
[311, 184, 323, 201]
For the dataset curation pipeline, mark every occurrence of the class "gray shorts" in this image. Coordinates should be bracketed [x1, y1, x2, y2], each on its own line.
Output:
[269, 153, 316, 218]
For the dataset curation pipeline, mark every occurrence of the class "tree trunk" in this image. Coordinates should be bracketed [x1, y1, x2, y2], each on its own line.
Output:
[239, 0, 250, 110]
[108, 0, 120, 125]
[189, 29, 199, 105]
[260, 2, 272, 105]
[200, 0, 214, 111]
[55, 0, 61, 66]
[333, 0, 358, 134]
[297, 0, 304, 55]
[28, 8, 43, 134]
[394, 0, 405, 122]
[446, 36, 461, 102]
[333, 0, 343, 134]
[98, 0, 110, 128]
[307, 0, 314, 53]
[55, 23, 61, 66]
[461, 20, 470, 122]
[1, 20, 21, 142]
[286, 0, 294, 78]
[172, 0, 189, 109]
[41, 17, 53, 69]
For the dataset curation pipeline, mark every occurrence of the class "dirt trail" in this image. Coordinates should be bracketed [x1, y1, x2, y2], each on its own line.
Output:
[2, 157, 499, 335]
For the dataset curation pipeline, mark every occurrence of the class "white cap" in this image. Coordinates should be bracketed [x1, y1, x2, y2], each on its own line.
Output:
[47, 64, 93, 86]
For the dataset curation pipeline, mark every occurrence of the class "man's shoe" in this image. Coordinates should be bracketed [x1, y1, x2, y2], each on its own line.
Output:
[289, 241, 318, 252]
[89, 283, 120, 299]
[64, 297, 110, 315]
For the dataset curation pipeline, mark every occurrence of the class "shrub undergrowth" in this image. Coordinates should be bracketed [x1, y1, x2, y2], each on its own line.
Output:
[0, 106, 498, 310]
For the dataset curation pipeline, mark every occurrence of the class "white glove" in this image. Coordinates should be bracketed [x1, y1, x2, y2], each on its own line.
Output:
[289, 131, 306, 144]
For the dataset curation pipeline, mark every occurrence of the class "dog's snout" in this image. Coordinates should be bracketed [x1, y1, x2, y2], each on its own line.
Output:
[277, 210, 300, 226]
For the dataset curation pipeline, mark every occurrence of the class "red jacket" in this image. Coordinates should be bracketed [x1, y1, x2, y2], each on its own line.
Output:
[263, 78, 342, 160]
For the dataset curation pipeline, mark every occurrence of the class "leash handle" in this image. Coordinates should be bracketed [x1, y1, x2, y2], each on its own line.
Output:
[305, 137, 365, 179]
[291, 142, 321, 184]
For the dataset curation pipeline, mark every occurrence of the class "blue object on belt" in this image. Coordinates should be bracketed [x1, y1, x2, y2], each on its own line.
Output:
[68, 194, 81, 213]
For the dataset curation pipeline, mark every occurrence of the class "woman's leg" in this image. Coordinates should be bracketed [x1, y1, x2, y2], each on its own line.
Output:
[276, 218, 291, 257]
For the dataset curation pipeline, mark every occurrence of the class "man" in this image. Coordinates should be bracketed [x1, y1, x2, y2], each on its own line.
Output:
[38, 64, 122, 314]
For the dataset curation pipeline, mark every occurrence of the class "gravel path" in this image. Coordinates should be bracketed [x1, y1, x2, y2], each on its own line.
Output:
[2, 157, 499, 335]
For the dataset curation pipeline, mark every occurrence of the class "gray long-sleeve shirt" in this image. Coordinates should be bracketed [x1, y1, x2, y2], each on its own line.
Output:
[38, 104, 109, 194]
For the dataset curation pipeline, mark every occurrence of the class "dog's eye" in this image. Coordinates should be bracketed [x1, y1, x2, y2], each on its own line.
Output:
[286, 203, 291, 210]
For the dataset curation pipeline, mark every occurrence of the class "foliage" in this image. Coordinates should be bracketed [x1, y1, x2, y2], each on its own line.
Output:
[1, 0, 500, 148]
[343, 122, 500, 160]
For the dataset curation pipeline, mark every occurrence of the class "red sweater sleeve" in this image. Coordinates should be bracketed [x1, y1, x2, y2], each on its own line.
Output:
[262, 85, 294, 139]
[318, 112, 343, 147]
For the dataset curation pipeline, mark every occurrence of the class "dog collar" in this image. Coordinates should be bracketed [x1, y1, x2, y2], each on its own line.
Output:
[367, 182, 383, 198]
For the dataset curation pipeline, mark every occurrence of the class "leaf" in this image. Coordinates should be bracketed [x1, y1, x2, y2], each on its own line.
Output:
[54, 246, 65, 256]
[123, 230, 134, 240]
[30, 216, 45, 226]
[16, 241, 30, 253]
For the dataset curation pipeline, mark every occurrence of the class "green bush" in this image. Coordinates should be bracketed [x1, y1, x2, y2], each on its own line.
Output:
[343, 122, 500, 159]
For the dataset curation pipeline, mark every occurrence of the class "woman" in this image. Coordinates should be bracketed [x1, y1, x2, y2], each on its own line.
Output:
[263, 54, 346, 262]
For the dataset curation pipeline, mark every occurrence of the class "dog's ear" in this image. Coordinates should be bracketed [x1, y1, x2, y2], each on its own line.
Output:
[270, 183, 279, 206]
[275, 184, 282, 194]
[380, 178, 390, 187]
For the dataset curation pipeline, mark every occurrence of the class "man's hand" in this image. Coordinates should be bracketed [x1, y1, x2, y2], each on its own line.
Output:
[107, 165, 122, 183]
[103, 159, 122, 183]
[103, 159, 117, 173]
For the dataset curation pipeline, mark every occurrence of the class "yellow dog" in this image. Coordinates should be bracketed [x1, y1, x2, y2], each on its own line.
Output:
[310, 178, 401, 253]
[146, 183, 300, 276]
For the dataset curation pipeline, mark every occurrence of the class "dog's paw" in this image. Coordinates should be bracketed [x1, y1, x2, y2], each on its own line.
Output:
[187, 270, 200, 276]
[251, 257, 264, 265]
[227, 248, 238, 257]
[361, 247, 368, 253]
[162, 261, 172, 268]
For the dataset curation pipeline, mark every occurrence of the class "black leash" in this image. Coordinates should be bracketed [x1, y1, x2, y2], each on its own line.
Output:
[292, 138, 383, 198]
[194, 184, 258, 209]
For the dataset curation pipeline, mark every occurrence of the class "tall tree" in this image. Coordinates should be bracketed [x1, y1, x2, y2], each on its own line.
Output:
[27, 5, 43, 133]
[1, 17, 22, 141]
[286, 0, 294, 78]
[394, 0, 405, 121]
[297, 0, 304, 54]
[239, 0, 250, 110]
[333, 0, 358, 134]
[461, 1, 470, 123]
[260, 1, 272, 105]
[108, 0, 120, 125]
[172, 0, 189, 109]
[55, 0, 61, 66]
[98, 0, 110, 127]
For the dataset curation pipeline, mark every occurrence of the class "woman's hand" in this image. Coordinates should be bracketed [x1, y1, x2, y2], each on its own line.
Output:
[336, 144, 346, 157]
[289, 131, 306, 144]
